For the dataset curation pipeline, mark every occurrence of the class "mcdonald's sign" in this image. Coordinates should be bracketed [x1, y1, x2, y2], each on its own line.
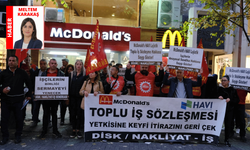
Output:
[99, 95, 113, 105]
[162, 30, 182, 48]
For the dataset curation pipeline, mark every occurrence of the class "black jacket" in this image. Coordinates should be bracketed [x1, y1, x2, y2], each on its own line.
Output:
[31, 69, 45, 92]
[217, 85, 240, 111]
[163, 72, 202, 98]
[0, 67, 32, 103]
[103, 75, 128, 95]
[204, 76, 218, 98]
[69, 72, 87, 98]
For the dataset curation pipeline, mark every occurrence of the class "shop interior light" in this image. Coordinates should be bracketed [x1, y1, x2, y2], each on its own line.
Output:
[126, 51, 130, 54]
[112, 13, 115, 17]
[49, 51, 79, 56]
[105, 49, 111, 53]
[162, 49, 169, 52]
[112, 6, 116, 8]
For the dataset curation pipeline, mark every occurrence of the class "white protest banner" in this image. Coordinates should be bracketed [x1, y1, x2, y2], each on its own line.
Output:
[129, 41, 162, 65]
[168, 46, 203, 72]
[225, 67, 250, 91]
[34, 77, 68, 100]
[85, 94, 226, 143]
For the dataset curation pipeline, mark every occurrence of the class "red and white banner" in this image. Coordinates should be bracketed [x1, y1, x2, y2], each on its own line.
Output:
[6, 6, 44, 49]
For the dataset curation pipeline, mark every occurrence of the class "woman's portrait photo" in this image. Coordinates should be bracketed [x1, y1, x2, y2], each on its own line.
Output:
[14, 17, 42, 49]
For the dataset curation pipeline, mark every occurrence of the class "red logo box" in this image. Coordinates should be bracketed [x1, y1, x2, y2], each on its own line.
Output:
[99, 95, 113, 105]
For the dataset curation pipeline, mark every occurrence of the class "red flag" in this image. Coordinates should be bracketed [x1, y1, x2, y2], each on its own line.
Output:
[15, 49, 29, 67]
[179, 37, 186, 47]
[197, 39, 209, 85]
[85, 20, 108, 75]
[150, 36, 153, 41]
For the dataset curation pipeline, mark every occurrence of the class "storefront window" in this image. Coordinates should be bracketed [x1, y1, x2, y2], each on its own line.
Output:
[0, 38, 6, 70]
[35, 0, 140, 27]
[69, 0, 139, 27]
[214, 54, 233, 82]
[40, 49, 86, 68]
[106, 50, 129, 67]
[246, 55, 250, 104]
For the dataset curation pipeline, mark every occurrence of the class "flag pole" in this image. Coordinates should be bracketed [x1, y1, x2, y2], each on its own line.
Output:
[107, 65, 111, 80]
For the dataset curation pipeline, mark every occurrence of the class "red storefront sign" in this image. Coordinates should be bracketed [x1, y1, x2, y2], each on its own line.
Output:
[44, 22, 141, 51]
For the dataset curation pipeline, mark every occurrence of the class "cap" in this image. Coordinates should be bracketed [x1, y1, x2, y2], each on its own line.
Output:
[62, 58, 69, 63]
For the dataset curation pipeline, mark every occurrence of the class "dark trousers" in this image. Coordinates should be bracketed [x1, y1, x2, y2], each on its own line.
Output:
[224, 109, 234, 141]
[42, 100, 59, 132]
[1, 100, 24, 138]
[235, 104, 246, 137]
[32, 100, 42, 122]
[22, 94, 34, 120]
[70, 97, 83, 130]
[60, 101, 69, 122]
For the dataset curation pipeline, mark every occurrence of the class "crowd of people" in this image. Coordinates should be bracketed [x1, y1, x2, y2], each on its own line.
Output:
[0, 55, 249, 147]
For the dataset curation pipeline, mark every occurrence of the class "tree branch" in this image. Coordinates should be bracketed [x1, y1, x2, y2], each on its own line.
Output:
[231, 0, 243, 9]
[244, 1, 250, 10]
[211, 7, 243, 28]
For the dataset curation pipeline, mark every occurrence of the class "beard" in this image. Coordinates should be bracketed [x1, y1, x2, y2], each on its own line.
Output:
[140, 70, 148, 75]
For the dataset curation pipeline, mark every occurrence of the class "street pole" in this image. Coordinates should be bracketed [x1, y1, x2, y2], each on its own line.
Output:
[237, 0, 243, 67]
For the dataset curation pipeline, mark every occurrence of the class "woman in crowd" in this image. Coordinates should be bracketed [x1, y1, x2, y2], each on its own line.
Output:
[60, 64, 74, 125]
[79, 71, 104, 131]
[68, 60, 86, 138]
[14, 18, 42, 49]
[65, 64, 74, 76]
[218, 75, 239, 147]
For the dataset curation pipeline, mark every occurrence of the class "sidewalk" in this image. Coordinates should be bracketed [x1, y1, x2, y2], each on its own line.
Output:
[0, 104, 250, 150]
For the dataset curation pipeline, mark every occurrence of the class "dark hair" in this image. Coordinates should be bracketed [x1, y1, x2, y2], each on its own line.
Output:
[223, 75, 230, 81]
[9, 55, 18, 62]
[21, 18, 37, 40]
[65, 64, 74, 76]
[208, 68, 212, 73]
[112, 65, 119, 72]
[50, 58, 57, 62]
[87, 71, 100, 82]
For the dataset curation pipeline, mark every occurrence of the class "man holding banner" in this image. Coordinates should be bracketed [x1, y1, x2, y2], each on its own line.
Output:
[163, 67, 202, 98]
[39, 59, 65, 139]
[125, 63, 164, 97]
[104, 65, 128, 96]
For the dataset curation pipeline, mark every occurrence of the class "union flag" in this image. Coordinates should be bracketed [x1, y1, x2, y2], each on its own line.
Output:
[85, 20, 108, 75]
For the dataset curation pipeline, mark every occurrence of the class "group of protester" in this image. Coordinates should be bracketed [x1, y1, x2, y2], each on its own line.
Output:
[0, 55, 249, 147]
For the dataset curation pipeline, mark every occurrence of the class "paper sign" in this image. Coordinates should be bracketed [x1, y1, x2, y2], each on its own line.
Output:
[168, 46, 203, 72]
[225, 67, 250, 91]
[129, 41, 162, 65]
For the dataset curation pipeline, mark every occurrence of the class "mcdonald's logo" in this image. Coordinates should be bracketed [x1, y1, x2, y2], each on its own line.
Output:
[99, 95, 113, 105]
[162, 30, 182, 48]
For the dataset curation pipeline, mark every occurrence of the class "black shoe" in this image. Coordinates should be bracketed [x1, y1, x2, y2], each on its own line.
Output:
[60, 122, 64, 125]
[225, 140, 231, 147]
[76, 131, 83, 139]
[30, 121, 37, 128]
[53, 131, 62, 138]
[240, 137, 247, 142]
[70, 131, 76, 138]
[0, 138, 9, 145]
[14, 136, 21, 144]
[39, 131, 47, 139]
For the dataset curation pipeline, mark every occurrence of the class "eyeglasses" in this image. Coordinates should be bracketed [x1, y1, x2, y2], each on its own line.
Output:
[221, 80, 228, 82]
